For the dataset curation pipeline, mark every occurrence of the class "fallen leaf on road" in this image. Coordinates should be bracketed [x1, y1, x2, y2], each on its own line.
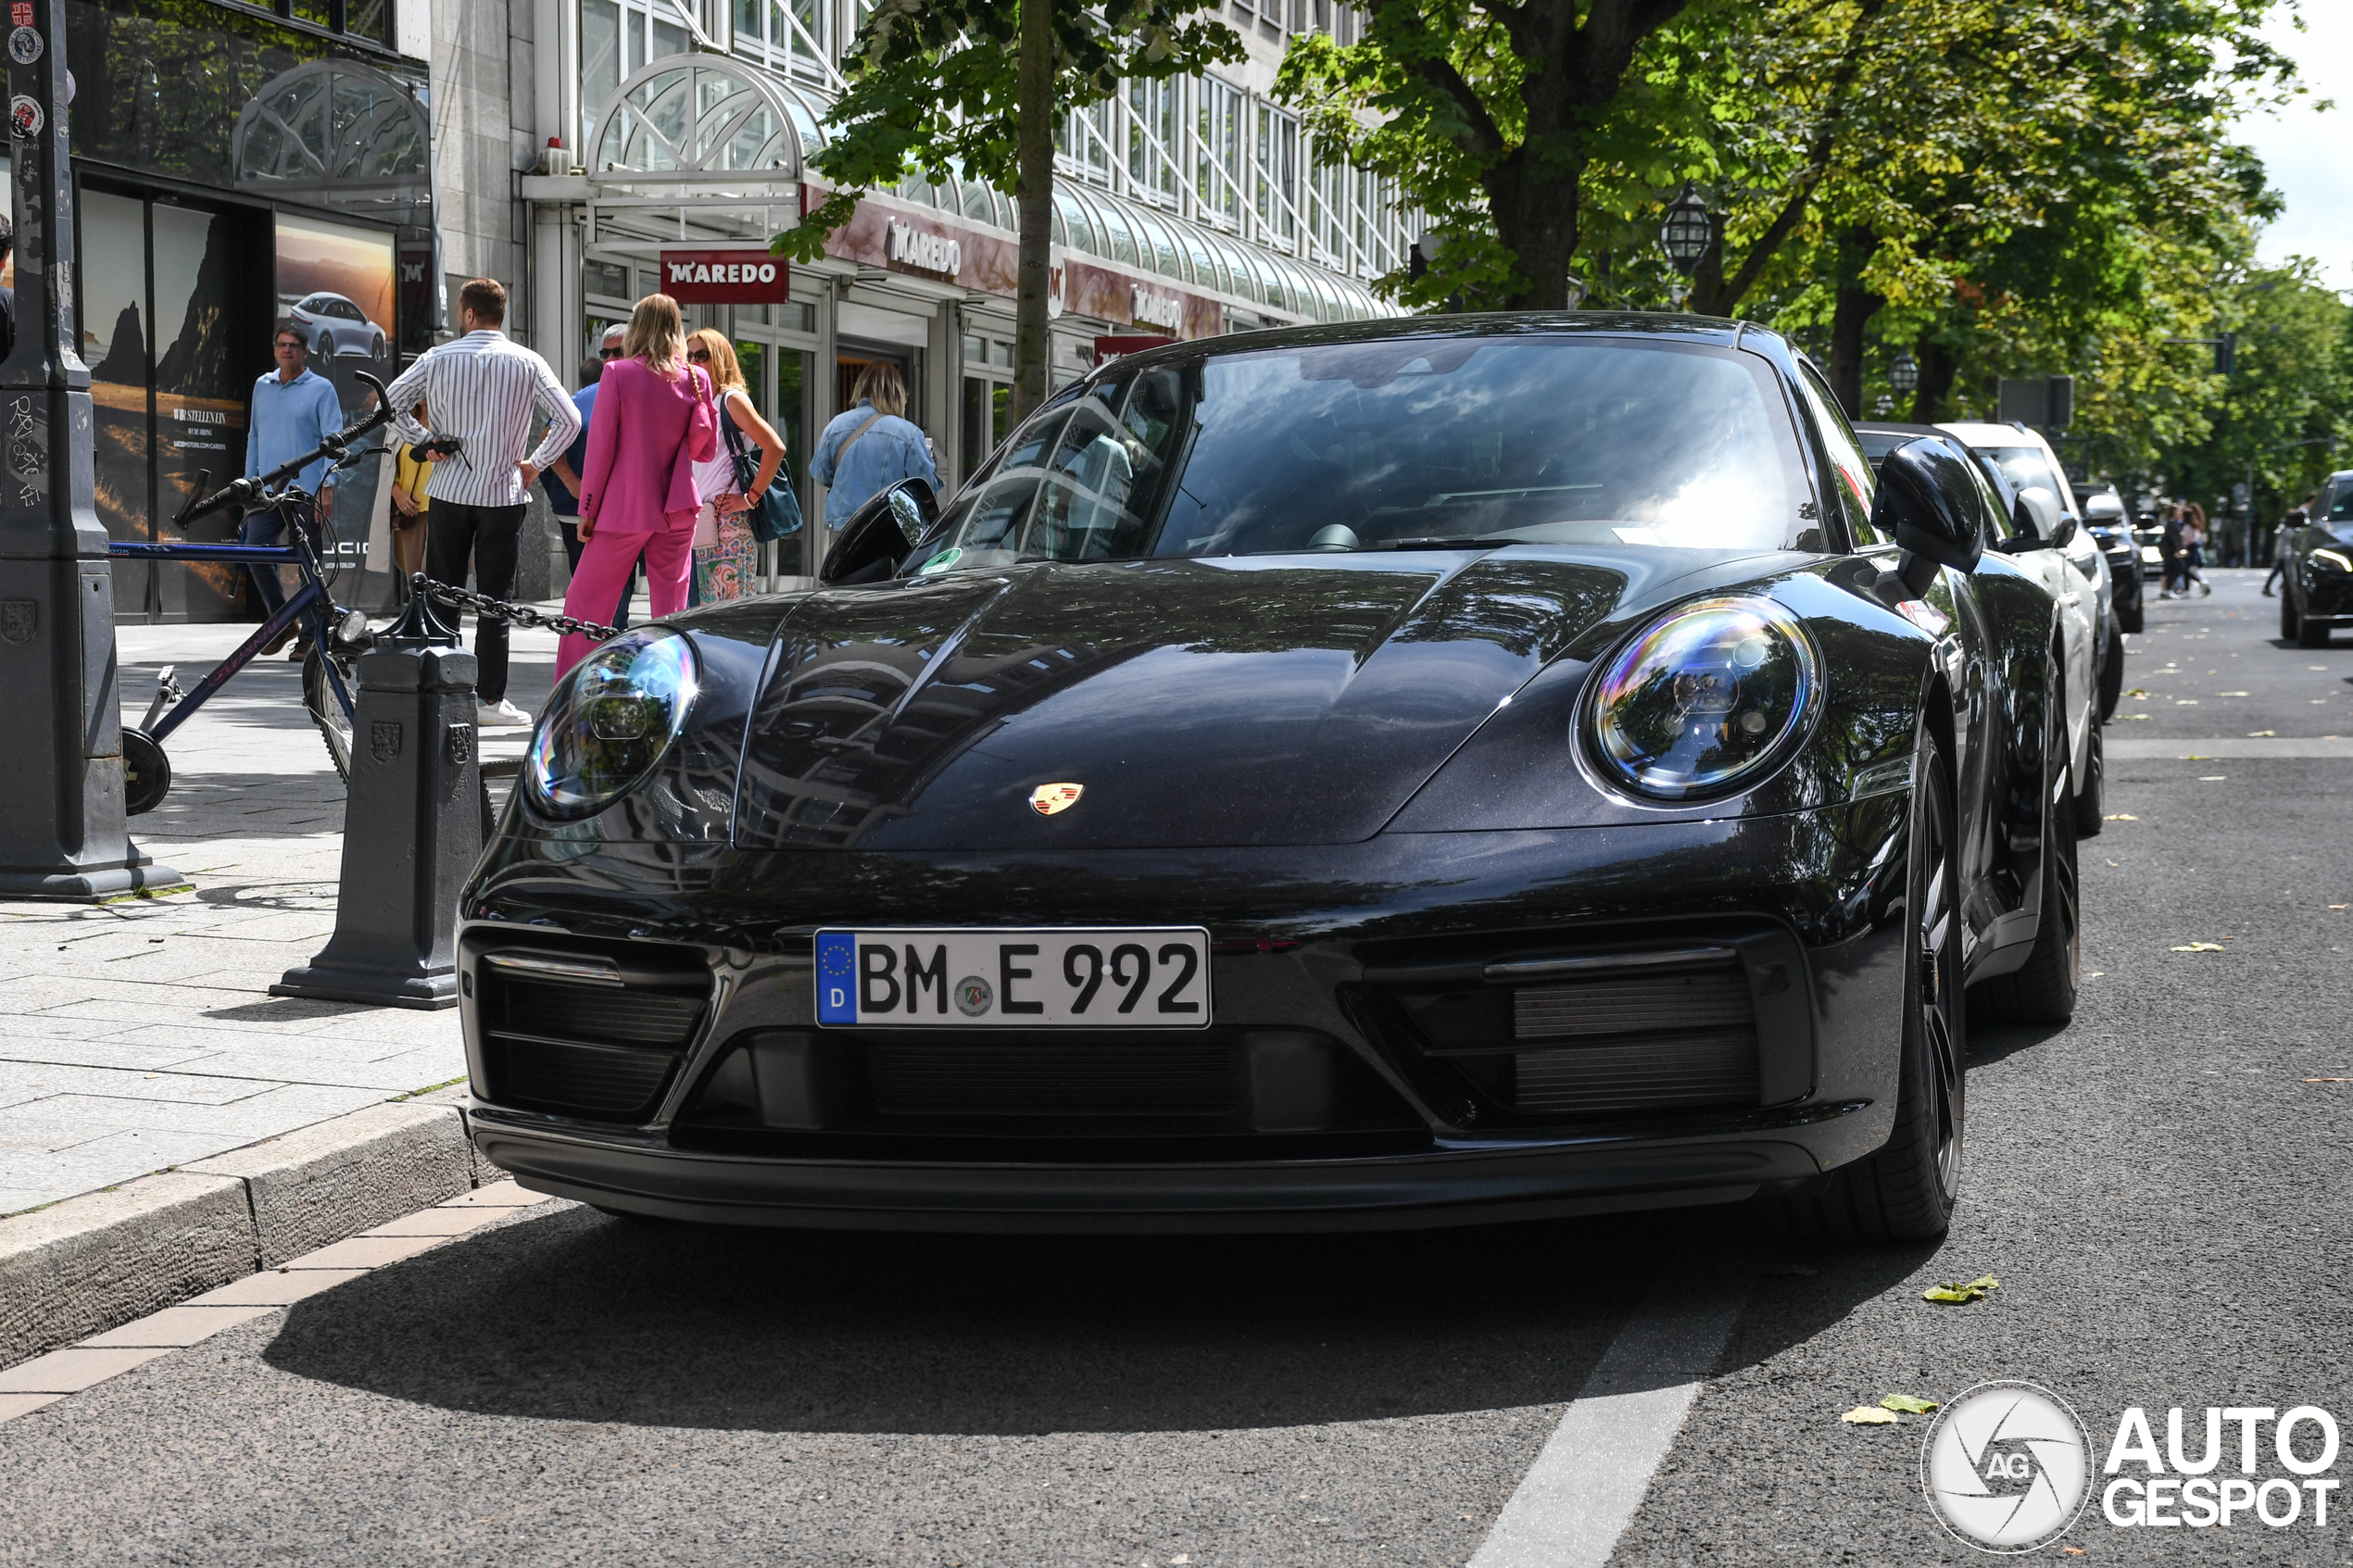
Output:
[2329, 905, 2348, 910]
[2104, 813, 2138, 821]
[1924, 1274, 1999, 1304]
[1843, 1406, 1899, 1425]
[2171, 942, 2227, 952]
[2120, 713, 2153, 721]
[2127, 689, 2146, 697]
[2198, 775, 2227, 782]
[2248, 730, 2276, 736]
[2217, 691, 2249, 696]
[1881, 1395, 1940, 1414]
[2061, 1547, 2085, 1556]
[2302, 1077, 2351, 1084]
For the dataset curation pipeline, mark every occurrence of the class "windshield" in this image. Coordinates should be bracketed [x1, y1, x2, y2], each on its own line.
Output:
[2326, 484, 2353, 539]
[1982, 445, 2068, 507]
[914, 337, 1817, 572]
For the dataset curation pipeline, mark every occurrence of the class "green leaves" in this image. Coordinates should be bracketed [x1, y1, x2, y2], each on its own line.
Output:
[1922, 1273, 2000, 1304]
[1881, 1394, 1941, 1413]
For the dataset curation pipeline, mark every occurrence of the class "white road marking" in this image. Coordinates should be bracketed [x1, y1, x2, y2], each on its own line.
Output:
[1469, 1272, 1751, 1568]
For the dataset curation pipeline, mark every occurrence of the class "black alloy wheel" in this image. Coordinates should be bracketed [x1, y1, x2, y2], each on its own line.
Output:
[2282, 583, 2302, 641]
[1782, 725, 1964, 1241]
[122, 727, 170, 816]
[2097, 609, 2125, 721]
[2297, 584, 2333, 647]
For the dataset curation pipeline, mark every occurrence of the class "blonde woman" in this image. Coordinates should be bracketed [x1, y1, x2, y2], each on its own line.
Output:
[684, 328, 786, 604]
[560, 294, 717, 674]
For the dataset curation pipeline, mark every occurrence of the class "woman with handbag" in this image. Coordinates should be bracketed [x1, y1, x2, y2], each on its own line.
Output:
[560, 294, 717, 676]
[683, 329, 787, 604]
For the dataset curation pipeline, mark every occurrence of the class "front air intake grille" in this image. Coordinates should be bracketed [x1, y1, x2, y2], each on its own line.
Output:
[1507, 960, 1758, 1115]
[864, 1038, 1238, 1118]
[468, 941, 710, 1123]
[494, 1035, 681, 1118]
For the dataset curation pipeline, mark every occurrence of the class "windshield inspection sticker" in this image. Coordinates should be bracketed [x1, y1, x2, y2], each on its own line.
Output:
[917, 546, 962, 576]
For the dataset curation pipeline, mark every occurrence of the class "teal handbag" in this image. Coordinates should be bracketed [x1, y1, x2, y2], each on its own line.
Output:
[723, 398, 803, 544]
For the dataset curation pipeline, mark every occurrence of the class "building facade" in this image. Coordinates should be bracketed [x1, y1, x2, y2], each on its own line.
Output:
[57, 0, 1414, 618]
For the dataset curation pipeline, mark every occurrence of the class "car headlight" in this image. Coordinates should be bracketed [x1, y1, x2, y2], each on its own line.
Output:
[2311, 549, 2353, 572]
[1586, 596, 1820, 801]
[525, 630, 698, 819]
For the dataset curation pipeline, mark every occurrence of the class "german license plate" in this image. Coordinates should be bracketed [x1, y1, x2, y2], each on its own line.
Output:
[814, 927, 1213, 1028]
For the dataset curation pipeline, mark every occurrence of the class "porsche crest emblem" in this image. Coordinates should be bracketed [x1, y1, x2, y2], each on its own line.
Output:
[1028, 782, 1084, 817]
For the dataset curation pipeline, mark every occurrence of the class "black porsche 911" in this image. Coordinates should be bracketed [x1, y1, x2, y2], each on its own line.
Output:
[459, 315, 2082, 1242]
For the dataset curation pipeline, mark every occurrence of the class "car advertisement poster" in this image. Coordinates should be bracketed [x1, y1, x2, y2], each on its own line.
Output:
[275, 213, 397, 607]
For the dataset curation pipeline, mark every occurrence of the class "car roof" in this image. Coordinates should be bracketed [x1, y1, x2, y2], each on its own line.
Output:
[1938, 420, 2047, 448]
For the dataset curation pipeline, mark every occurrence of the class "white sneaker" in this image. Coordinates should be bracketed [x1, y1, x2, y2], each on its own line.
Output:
[476, 699, 533, 728]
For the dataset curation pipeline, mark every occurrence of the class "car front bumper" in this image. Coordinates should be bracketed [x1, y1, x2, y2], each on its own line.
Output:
[458, 798, 1920, 1230]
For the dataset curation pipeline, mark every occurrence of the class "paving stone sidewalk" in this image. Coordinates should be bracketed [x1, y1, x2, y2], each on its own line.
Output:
[0, 612, 560, 1218]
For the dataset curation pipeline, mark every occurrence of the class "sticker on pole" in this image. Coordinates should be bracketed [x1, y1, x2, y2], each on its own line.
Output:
[8, 94, 39, 138]
[6, 25, 39, 64]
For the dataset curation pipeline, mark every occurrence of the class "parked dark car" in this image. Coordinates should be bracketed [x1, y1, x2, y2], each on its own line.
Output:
[460, 316, 2081, 1244]
[2280, 470, 2353, 646]
[2078, 486, 2143, 633]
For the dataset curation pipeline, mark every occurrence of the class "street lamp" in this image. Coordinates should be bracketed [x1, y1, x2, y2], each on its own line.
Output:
[1660, 184, 1713, 277]
[1891, 348, 1919, 396]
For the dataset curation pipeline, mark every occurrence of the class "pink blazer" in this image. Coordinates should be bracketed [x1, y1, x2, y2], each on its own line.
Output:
[578, 358, 718, 534]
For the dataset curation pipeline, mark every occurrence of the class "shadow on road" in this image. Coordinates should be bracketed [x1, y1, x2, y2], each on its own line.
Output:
[1965, 1020, 2071, 1071]
[260, 1199, 1927, 1437]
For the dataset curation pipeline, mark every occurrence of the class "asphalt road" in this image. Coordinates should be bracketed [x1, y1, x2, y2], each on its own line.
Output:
[2, 569, 2346, 1566]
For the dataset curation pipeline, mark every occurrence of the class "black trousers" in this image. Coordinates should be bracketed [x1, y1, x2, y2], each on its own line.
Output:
[425, 500, 524, 703]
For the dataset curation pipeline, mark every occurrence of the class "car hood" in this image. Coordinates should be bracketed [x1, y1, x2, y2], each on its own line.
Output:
[732, 552, 1690, 851]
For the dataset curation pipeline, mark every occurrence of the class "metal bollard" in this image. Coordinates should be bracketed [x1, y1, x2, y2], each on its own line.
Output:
[272, 592, 479, 1010]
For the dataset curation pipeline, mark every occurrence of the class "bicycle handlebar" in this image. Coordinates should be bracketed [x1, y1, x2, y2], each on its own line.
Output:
[173, 369, 396, 530]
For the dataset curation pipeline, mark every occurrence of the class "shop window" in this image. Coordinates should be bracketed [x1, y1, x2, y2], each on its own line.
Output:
[584, 258, 630, 303]
[731, 0, 840, 87]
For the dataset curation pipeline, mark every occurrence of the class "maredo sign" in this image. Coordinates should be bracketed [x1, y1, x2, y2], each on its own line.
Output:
[659, 249, 789, 304]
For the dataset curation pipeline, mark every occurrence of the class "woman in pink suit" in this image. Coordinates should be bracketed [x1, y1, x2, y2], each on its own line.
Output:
[557, 294, 718, 674]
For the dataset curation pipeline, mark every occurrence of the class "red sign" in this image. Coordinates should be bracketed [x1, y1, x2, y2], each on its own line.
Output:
[657, 249, 789, 304]
[1093, 334, 1176, 365]
[9, 4, 30, 23]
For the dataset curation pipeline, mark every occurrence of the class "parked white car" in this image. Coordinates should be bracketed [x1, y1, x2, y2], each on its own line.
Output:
[286, 293, 388, 361]
[1941, 421, 2112, 834]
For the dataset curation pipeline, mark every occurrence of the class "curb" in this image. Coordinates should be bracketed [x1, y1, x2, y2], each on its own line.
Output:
[0, 1090, 486, 1371]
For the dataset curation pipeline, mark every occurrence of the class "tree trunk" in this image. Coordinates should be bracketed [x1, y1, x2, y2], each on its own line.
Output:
[1490, 153, 1585, 310]
[1827, 226, 1884, 417]
[1011, 0, 1054, 424]
[1909, 339, 1957, 423]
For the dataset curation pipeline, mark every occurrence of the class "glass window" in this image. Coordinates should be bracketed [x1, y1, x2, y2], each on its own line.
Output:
[916, 338, 1816, 571]
[1979, 445, 2073, 513]
[582, 0, 623, 143]
[1196, 77, 1242, 226]
[963, 333, 986, 362]
[1097, 200, 1139, 268]
[1793, 361, 1878, 546]
[1252, 103, 1298, 245]
[1128, 78, 1179, 204]
[1056, 187, 1097, 256]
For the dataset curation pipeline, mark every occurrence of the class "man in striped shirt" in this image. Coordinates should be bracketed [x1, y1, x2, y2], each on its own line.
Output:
[382, 278, 581, 727]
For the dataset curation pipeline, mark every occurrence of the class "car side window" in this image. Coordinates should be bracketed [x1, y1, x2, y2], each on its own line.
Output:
[1793, 363, 1881, 547]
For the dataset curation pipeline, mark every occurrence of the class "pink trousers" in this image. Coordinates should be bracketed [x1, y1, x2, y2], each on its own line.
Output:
[556, 524, 694, 676]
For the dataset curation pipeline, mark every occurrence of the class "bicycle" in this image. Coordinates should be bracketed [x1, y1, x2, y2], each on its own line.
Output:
[108, 370, 394, 814]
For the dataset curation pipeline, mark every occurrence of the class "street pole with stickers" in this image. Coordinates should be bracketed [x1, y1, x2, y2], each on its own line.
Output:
[0, 0, 181, 899]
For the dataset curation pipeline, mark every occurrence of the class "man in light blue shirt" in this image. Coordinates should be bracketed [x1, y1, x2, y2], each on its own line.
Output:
[811, 362, 938, 526]
[241, 324, 344, 641]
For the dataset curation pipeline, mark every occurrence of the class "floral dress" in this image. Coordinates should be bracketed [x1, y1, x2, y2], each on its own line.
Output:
[691, 390, 761, 603]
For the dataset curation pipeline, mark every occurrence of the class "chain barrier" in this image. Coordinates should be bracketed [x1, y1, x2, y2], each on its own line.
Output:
[409, 575, 619, 644]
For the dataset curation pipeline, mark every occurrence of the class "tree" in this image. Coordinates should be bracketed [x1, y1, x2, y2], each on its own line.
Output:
[772, 0, 1241, 423]
[1276, 0, 1693, 311]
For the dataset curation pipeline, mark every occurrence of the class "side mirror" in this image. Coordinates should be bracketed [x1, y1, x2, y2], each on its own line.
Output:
[1869, 438, 1984, 596]
[819, 479, 937, 585]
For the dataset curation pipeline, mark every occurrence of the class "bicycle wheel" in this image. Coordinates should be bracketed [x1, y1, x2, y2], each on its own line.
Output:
[302, 646, 354, 784]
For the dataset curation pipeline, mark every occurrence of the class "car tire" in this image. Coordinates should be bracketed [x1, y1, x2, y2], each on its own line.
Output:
[371, 332, 384, 358]
[2282, 587, 2301, 641]
[2071, 720, 2105, 838]
[1780, 726, 1963, 1243]
[317, 332, 334, 358]
[2096, 609, 2124, 721]
[1973, 754, 2080, 1027]
[2118, 595, 2143, 634]
[2297, 604, 2332, 647]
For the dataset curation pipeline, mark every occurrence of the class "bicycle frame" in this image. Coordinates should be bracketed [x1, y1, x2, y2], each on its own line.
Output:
[105, 537, 352, 744]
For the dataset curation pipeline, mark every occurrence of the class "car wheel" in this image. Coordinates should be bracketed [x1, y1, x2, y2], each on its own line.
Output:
[2096, 609, 2124, 721]
[1974, 754, 2080, 1027]
[2282, 586, 2301, 641]
[2297, 599, 2332, 647]
[2071, 719, 2105, 838]
[371, 332, 384, 358]
[1781, 725, 1963, 1242]
[317, 332, 334, 358]
[2118, 593, 2143, 634]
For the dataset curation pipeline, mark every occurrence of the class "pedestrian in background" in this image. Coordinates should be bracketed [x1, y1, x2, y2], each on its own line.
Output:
[558, 293, 717, 676]
[2181, 501, 2211, 597]
[2158, 502, 2186, 598]
[811, 361, 937, 529]
[684, 329, 786, 606]
[2264, 495, 2312, 596]
[388, 404, 434, 587]
[542, 323, 636, 631]
[383, 277, 581, 728]
[242, 321, 343, 655]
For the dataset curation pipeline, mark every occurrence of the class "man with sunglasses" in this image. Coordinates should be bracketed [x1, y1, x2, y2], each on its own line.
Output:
[542, 322, 635, 629]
